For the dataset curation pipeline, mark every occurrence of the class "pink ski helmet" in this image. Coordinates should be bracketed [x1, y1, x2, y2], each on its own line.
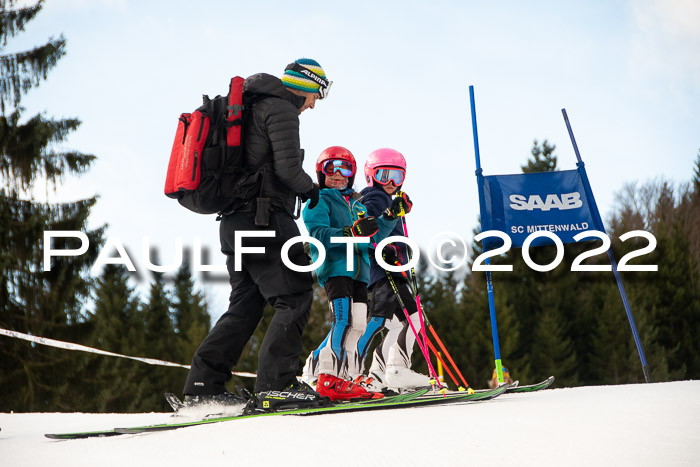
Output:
[364, 148, 407, 189]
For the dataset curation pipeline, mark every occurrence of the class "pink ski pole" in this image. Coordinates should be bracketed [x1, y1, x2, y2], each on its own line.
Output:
[373, 239, 443, 391]
[399, 216, 429, 356]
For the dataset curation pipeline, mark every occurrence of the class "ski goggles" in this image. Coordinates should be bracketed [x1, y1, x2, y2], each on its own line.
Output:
[322, 159, 354, 177]
[373, 167, 405, 186]
[285, 63, 333, 99]
[318, 81, 333, 99]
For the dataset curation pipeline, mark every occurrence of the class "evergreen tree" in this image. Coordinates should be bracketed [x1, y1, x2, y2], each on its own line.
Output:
[589, 286, 635, 383]
[693, 151, 700, 195]
[685, 153, 700, 376]
[606, 177, 700, 382]
[0, 0, 103, 411]
[529, 300, 580, 386]
[647, 186, 693, 380]
[139, 270, 180, 410]
[689, 151, 700, 281]
[521, 139, 558, 173]
[456, 270, 495, 387]
[83, 265, 146, 412]
[172, 260, 211, 365]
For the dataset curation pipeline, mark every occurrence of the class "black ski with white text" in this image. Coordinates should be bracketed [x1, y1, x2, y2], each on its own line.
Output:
[45, 384, 507, 439]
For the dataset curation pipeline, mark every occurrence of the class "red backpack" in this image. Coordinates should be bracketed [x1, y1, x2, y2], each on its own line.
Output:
[164, 77, 260, 215]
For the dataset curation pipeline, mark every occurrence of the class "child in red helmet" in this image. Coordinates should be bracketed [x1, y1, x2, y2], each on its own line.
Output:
[300, 146, 409, 401]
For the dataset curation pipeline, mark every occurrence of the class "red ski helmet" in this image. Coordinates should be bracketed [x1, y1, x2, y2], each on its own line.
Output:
[364, 148, 407, 189]
[316, 146, 357, 189]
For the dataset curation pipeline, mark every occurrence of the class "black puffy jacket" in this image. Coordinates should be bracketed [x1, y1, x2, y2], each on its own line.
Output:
[242, 73, 314, 216]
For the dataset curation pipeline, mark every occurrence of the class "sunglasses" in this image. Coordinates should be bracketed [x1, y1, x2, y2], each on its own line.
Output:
[285, 63, 333, 99]
[373, 167, 405, 186]
[322, 159, 354, 177]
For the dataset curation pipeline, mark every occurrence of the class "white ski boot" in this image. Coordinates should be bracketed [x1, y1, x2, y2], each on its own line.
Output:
[385, 346, 431, 391]
[385, 366, 432, 390]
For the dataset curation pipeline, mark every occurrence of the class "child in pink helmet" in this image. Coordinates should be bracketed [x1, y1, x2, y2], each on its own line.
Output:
[352, 148, 430, 392]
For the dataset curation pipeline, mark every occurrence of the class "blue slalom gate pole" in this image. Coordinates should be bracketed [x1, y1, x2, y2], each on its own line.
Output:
[469, 86, 505, 383]
[561, 109, 652, 383]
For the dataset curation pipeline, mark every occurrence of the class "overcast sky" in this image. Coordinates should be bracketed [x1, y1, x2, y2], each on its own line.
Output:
[11, 0, 700, 321]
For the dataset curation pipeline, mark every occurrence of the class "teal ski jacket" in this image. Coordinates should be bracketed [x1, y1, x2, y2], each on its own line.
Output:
[302, 188, 397, 286]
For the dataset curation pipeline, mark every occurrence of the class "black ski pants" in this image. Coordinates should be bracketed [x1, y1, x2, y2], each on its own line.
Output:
[183, 210, 313, 395]
[368, 276, 417, 321]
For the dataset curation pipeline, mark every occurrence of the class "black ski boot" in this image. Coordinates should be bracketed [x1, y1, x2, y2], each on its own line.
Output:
[252, 380, 331, 413]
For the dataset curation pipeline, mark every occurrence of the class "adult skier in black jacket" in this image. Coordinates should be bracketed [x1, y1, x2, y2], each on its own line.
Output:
[182, 58, 331, 411]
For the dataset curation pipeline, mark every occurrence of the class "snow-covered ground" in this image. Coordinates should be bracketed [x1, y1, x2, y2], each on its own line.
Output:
[2, 380, 698, 467]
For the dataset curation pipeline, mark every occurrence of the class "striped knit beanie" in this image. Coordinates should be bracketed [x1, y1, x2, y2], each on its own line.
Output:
[282, 58, 328, 94]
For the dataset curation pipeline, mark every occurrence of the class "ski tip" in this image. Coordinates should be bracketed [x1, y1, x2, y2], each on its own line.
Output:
[505, 375, 555, 393]
[45, 430, 121, 440]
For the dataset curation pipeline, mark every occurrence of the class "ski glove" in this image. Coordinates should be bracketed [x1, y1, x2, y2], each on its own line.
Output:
[383, 192, 413, 220]
[301, 184, 320, 209]
[382, 243, 403, 266]
[343, 216, 379, 237]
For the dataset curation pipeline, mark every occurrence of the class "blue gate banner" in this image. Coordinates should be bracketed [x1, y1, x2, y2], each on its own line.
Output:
[478, 168, 598, 248]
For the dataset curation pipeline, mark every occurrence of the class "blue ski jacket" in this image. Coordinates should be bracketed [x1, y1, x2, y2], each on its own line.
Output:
[303, 188, 397, 286]
[359, 186, 412, 288]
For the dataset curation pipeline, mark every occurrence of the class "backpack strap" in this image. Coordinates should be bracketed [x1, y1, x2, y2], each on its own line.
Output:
[226, 77, 245, 145]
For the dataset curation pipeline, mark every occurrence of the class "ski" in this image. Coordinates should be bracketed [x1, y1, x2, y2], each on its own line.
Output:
[163, 386, 431, 417]
[44, 387, 433, 440]
[505, 376, 555, 393]
[115, 384, 505, 434]
[45, 385, 506, 439]
[45, 429, 122, 440]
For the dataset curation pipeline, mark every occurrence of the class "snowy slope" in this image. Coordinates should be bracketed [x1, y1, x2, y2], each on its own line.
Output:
[2, 381, 699, 467]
